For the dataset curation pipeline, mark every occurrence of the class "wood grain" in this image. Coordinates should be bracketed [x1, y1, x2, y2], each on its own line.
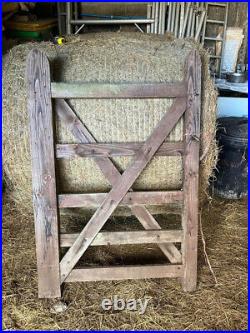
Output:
[58, 191, 183, 208]
[27, 49, 202, 294]
[26, 49, 61, 298]
[65, 265, 183, 282]
[55, 99, 182, 264]
[59, 97, 186, 283]
[181, 50, 201, 292]
[51, 82, 186, 99]
[56, 142, 184, 158]
[60, 230, 183, 247]
[131, 205, 182, 263]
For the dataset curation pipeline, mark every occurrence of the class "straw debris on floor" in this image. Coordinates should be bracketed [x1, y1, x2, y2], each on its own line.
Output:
[3, 195, 247, 330]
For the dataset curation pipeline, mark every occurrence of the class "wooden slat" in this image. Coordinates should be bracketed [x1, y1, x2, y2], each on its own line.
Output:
[58, 191, 183, 208]
[55, 99, 182, 264]
[182, 50, 201, 292]
[26, 49, 61, 298]
[59, 97, 186, 283]
[56, 142, 184, 159]
[65, 265, 183, 282]
[131, 205, 182, 263]
[55, 99, 125, 186]
[51, 82, 186, 99]
[60, 230, 183, 247]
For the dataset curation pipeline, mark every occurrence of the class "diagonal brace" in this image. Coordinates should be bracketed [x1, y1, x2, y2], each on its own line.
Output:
[57, 97, 186, 282]
[55, 99, 182, 263]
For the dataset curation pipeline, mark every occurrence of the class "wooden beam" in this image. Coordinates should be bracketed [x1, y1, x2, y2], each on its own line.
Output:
[131, 205, 182, 263]
[56, 142, 184, 159]
[59, 97, 186, 283]
[60, 230, 183, 247]
[182, 50, 201, 292]
[51, 82, 186, 99]
[26, 49, 61, 298]
[55, 99, 182, 265]
[65, 265, 183, 282]
[58, 191, 183, 208]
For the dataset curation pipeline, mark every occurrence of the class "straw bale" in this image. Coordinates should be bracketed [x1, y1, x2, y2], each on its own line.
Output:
[2, 32, 218, 215]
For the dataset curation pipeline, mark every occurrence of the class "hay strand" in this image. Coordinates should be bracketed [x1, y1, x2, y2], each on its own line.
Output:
[199, 210, 218, 286]
[2, 195, 247, 330]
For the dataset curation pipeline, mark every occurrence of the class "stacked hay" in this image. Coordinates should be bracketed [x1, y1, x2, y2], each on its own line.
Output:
[2, 32, 217, 216]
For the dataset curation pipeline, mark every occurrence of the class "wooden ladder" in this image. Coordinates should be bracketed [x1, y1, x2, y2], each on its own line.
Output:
[201, 2, 228, 77]
[26, 49, 201, 298]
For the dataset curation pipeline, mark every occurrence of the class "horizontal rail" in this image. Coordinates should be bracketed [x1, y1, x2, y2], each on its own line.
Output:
[207, 2, 227, 7]
[60, 230, 183, 247]
[65, 265, 183, 282]
[58, 191, 183, 208]
[51, 82, 186, 99]
[206, 19, 224, 24]
[70, 19, 155, 25]
[56, 142, 184, 159]
[204, 37, 223, 41]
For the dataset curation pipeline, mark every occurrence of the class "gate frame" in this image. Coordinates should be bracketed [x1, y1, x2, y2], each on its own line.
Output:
[26, 49, 201, 298]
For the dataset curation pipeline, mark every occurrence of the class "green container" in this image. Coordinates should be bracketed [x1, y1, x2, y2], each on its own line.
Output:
[7, 28, 55, 41]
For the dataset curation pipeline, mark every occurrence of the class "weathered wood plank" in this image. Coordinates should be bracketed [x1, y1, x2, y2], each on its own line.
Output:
[131, 205, 182, 263]
[59, 97, 186, 283]
[55, 99, 124, 185]
[182, 50, 201, 292]
[55, 99, 182, 264]
[51, 82, 186, 99]
[56, 142, 184, 159]
[26, 49, 61, 298]
[60, 230, 183, 247]
[58, 191, 183, 208]
[65, 265, 183, 282]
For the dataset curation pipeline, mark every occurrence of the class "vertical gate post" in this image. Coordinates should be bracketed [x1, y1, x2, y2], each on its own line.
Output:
[26, 49, 61, 298]
[182, 50, 201, 292]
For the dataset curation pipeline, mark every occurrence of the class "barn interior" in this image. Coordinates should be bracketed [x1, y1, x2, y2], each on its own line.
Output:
[2, 2, 248, 330]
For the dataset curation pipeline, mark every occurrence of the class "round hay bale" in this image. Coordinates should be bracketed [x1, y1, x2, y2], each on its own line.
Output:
[2, 32, 218, 216]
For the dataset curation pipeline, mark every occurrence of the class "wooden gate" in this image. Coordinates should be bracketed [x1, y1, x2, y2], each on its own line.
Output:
[26, 49, 201, 298]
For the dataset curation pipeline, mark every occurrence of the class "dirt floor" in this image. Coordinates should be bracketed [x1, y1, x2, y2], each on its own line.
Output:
[2, 195, 247, 330]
